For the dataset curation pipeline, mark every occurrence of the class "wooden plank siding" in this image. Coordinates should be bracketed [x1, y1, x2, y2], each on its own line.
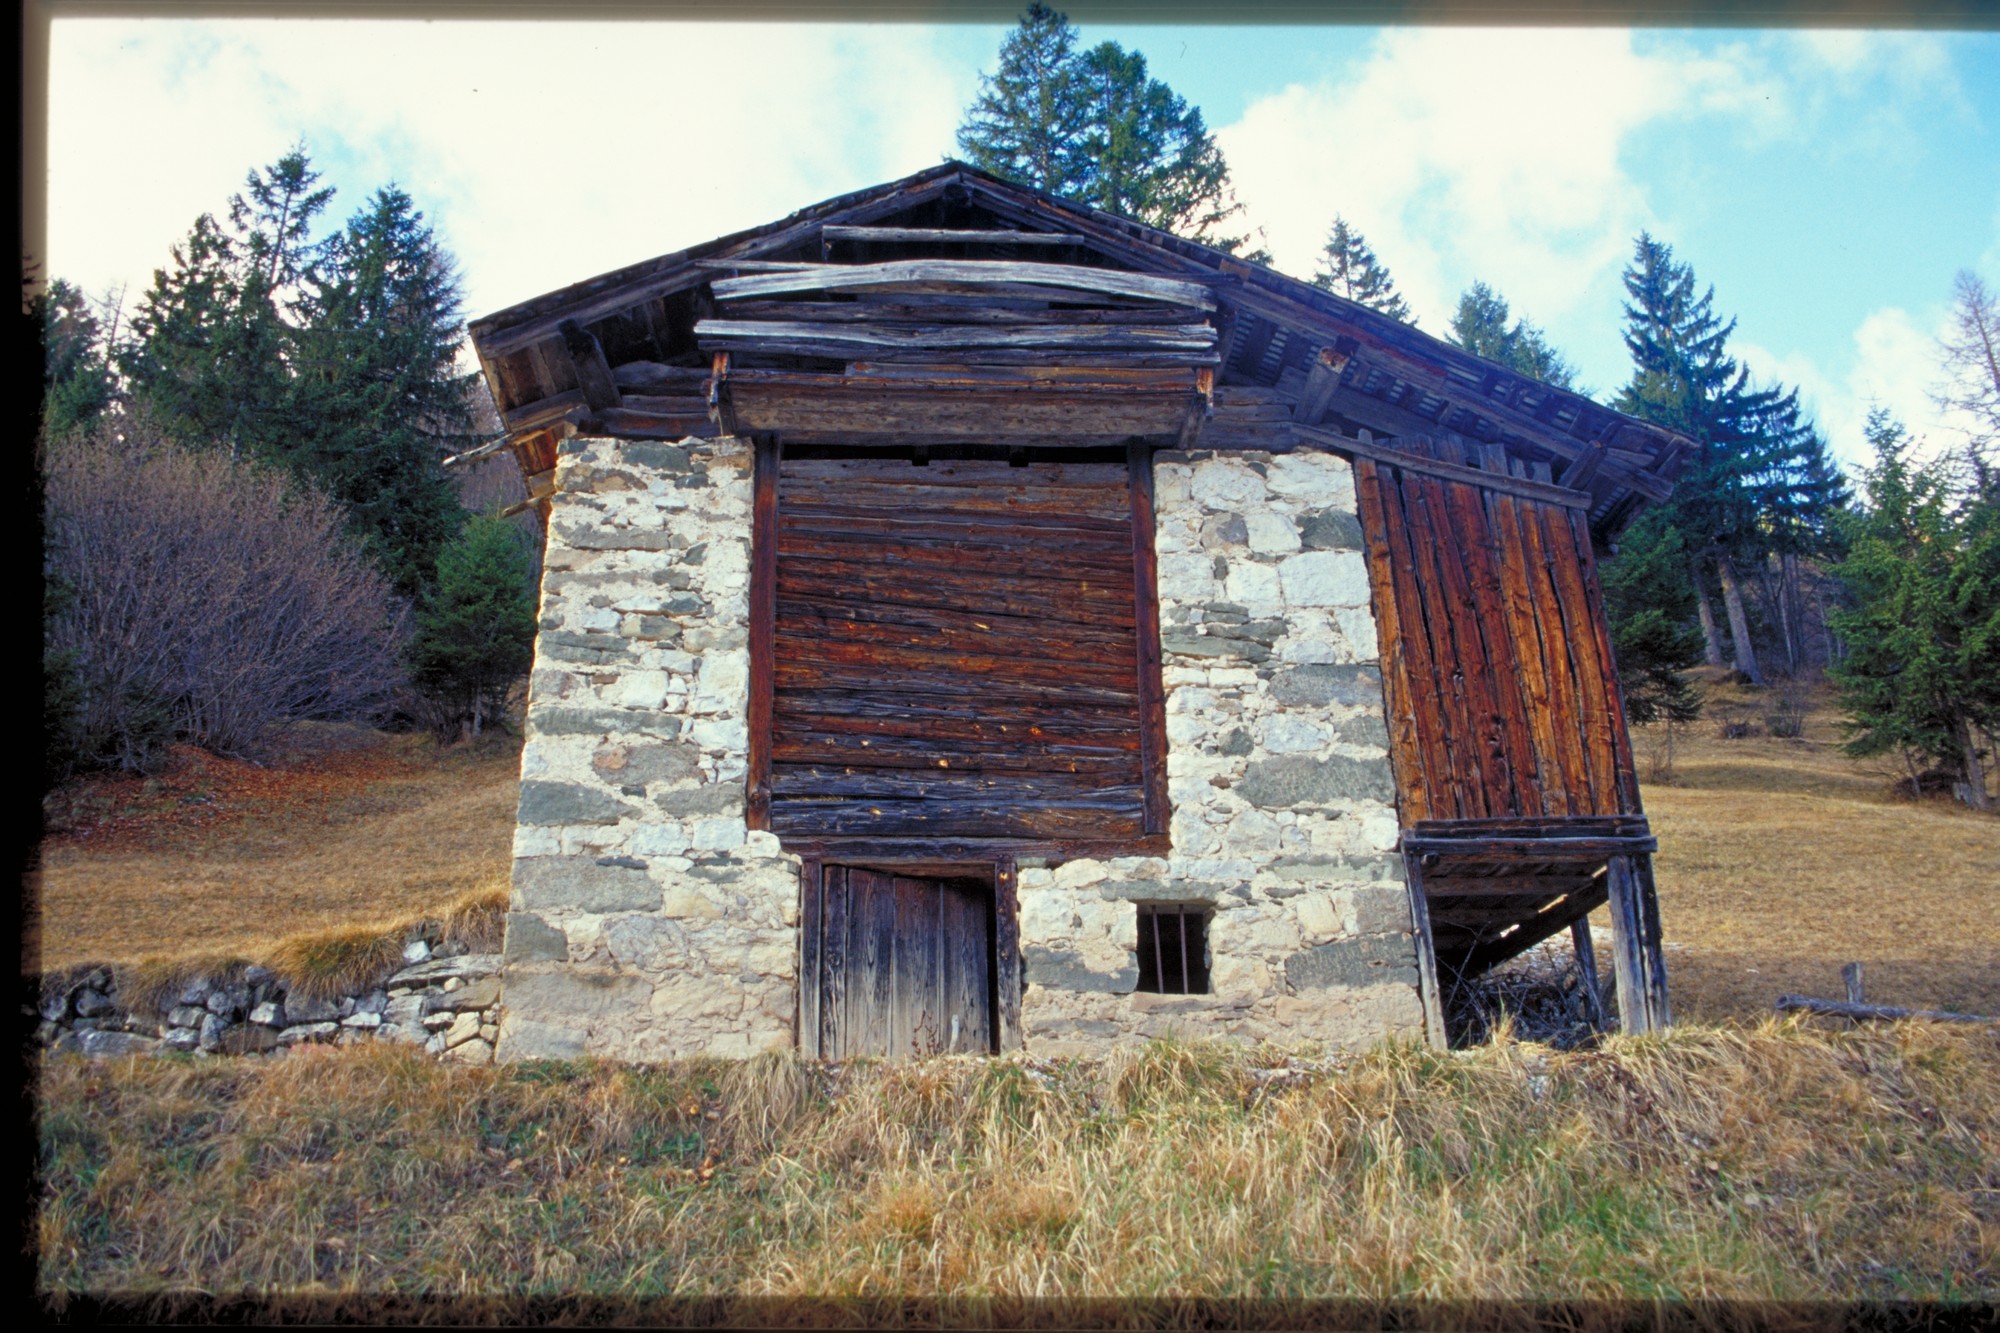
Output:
[766, 455, 1160, 845]
[1352, 434, 1643, 824]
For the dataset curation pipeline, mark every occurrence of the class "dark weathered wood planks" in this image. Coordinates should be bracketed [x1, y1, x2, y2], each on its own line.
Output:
[765, 455, 1156, 846]
[1354, 434, 1644, 827]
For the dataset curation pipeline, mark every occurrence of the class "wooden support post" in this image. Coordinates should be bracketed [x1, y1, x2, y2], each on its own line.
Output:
[1843, 962, 1865, 1005]
[1402, 850, 1450, 1049]
[993, 858, 1023, 1053]
[1633, 852, 1672, 1027]
[745, 435, 779, 831]
[1605, 854, 1670, 1033]
[1570, 915, 1606, 1032]
[797, 858, 823, 1058]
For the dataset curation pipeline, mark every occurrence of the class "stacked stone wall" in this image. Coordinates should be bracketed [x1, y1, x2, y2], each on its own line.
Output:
[499, 437, 799, 1062]
[36, 944, 503, 1061]
[1013, 449, 1424, 1054]
[501, 439, 1425, 1061]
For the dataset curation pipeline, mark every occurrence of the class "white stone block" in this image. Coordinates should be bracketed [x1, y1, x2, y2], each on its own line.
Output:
[1294, 892, 1341, 942]
[1363, 813, 1401, 851]
[1157, 552, 1218, 601]
[1265, 452, 1355, 504]
[1223, 561, 1284, 612]
[688, 717, 747, 752]
[690, 818, 746, 851]
[1244, 510, 1302, 554]
[1278, 551, 1371, 608]
[513, 826, 561, 858]
[1190, 459, 1268, 509]
[1261, 714, 1332, 754]
[1051, 858, 1108, 890]
[629, 823, 690, 857]
[660, 886, 724, 920]
[615, 671, 671, 710]
[1220, 807, 1282, 856]
[1336, 608, 1379, 660]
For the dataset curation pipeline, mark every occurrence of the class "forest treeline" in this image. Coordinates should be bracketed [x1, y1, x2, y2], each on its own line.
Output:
[38, 7, 2000, 809]
[37, 151, 537, 785]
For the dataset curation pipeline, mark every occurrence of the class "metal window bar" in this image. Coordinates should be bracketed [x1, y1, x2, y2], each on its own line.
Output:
[1137, 905, 1210, 995]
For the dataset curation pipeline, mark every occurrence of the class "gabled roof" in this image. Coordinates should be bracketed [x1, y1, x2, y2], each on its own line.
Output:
[465, 161, 1689, 542]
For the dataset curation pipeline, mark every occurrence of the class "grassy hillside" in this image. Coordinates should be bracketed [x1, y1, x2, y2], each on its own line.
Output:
[36, 724, 520, 969]
[35, 684, 1999, 1022]
[36, 1023, 1998, 1309]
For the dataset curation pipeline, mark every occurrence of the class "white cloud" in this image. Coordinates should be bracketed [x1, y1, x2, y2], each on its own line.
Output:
[46, 18, 976, 321]
[1213, 28, 1785, 337]
[1739, 303, 1989, 472]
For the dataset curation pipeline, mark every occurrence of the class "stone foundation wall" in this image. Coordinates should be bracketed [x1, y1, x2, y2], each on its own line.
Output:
[499, 436, 800, 1062]
[500, 438, 1424, 1062]
[1013, 449, 1424, 1054]
[36, 944, 503, 1062]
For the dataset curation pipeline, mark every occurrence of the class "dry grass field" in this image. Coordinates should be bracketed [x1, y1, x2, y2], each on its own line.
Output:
[34, 681, 1999, 1025]
[1632, 681, 1999, 1022]
[35, 724, 521, 970]
[36, 1021, 1999, 1311]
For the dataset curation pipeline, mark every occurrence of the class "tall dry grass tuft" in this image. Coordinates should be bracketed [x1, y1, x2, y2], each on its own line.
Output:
[78, 885, 514, 1009]
[38, 1022, 1998, 1311]
[265, 927, 410, 1002]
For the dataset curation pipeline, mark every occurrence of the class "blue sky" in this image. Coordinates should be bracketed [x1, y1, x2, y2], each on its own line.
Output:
[42, 17, 2000, 467]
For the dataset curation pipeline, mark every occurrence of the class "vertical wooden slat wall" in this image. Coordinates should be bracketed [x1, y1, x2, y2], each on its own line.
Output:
[1353, 436, 1643, 823]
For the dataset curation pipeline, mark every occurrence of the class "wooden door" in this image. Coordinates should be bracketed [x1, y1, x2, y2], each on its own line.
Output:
[811, 866, 994, 1059]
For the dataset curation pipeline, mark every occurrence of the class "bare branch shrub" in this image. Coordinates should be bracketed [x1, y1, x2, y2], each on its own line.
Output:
[43, 421, 407, 772]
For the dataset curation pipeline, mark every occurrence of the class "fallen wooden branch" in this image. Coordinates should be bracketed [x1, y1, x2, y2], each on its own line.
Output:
[1775, 996, 1997, 1025]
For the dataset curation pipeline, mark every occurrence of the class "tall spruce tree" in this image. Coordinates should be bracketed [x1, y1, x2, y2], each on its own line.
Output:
[1611, 233, 1844, 685]
[956, 3, 1087, 198]
[1310, 218, 1413, 322]
[122, 150, 333, 462]
[957, 6, 1255, 252]
[1446, 281, 1576, 390]
[290, 185, 480, 601]
[121, 150, 482, 602]
[37, 279, 116, 438]
[1829, 410, 1999, 809]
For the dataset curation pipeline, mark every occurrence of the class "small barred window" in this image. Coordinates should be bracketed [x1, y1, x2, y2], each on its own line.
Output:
[1136, 904, 1210, 995]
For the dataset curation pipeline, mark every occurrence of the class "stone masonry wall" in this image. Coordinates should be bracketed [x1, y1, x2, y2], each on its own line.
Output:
[37, 943, 503, 1062]
[1014, 449, 1425, 1055]
[498, 436, 800, 1062]
[501, 438, 1425, 1062]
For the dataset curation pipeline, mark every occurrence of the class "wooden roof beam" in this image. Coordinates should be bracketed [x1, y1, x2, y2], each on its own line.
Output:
[557, 319, 622, 413]
[822, 225, 1089, 246]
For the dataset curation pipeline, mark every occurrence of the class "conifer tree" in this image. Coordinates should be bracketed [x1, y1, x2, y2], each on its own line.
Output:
[290, 185, 480, 601]
[956, 4, 1086, 198]
[37, 279, 116, 438]
[120, 151, 481, 602]
[957, 6, 1255, 252]
[1611, 233, 1845, 684]
[1598, 508, 1704, 726]
[121, 149, 333, 463]
[408, 514, 538, 738]
[1310, 218, 1413, 322]
[1446, 281, 1576, 390]
[1829, 410, 1999, 809]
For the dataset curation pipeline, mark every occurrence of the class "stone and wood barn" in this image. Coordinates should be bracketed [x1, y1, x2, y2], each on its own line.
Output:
[460, 162, 1688, 1062]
